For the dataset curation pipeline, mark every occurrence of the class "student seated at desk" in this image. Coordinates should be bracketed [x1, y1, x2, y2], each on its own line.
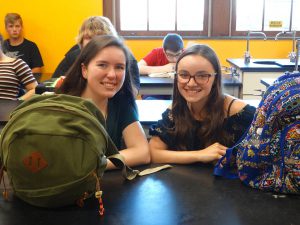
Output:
[3, 13, 44, 74]
[149, 44, 256, 164]
[52, 16, 140, 96]
[0, 33, 37, 100]
[138, 33, 183, 75]
[56, 35, 150, 169]
[138, 33, 184, 99]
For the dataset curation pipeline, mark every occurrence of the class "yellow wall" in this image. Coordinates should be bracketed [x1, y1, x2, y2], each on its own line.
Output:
[0, 0, 102, 79]
[126, 39, 293, 68]
[0, 0, 293, 79]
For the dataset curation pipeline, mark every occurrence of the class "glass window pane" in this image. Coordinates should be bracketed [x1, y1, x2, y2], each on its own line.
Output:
[120, 0, 147, 30]
[236, 0, 264, 31]
[292, 0, 300, 30]
[264, 0, 291, 31]
[177, 0, 204, 31]
[149, 0, 176, 30]
[119, 0, 205, 33]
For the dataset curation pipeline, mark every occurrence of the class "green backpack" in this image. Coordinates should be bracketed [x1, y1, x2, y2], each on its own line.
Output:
[0, 94, 139, 211]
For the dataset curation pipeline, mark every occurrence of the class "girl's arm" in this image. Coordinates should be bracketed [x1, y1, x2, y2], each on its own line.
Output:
[20, 81, 38, 100]
[150, 136, 227, 164]
[106, 121, 150, 169]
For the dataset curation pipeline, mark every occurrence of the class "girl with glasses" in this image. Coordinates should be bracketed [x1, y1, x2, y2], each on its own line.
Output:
[149, 44, 256, 164]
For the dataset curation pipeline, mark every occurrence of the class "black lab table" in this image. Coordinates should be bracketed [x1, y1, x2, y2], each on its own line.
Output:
[0, 164, 299, 225]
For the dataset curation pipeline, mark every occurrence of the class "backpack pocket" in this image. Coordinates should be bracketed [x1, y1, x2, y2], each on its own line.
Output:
[278, 122, 300, 194]
[6, 133, 104, 207]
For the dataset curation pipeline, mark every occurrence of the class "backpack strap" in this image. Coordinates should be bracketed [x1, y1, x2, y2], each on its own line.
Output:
[106, 135, 171, 180]
[227, 98, 237, 117]
[0, 165, 9, 200]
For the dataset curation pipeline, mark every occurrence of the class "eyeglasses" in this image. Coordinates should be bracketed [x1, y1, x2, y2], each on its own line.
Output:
[176, 71, 216, 84]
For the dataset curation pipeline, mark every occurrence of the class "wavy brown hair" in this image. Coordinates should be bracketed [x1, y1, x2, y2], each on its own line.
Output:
[171, 44, 228, 150]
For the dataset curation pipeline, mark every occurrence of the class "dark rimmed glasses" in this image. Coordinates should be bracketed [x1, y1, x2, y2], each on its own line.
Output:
[165, 50, 182, 59]
[176, 71, 216, 84]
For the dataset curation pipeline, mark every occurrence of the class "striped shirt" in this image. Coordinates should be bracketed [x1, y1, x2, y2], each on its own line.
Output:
[0, 58, 36, 100]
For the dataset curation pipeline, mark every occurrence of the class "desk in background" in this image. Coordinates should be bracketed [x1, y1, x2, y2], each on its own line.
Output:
[136, 99, 171, 124]
[222, 74, 242, 98]
[227, 58, 292, 100]
[140, 76, 173, 95]
[0, 163, 299, 225]
[0, 99, 260, 133]
[136, 100, 171, 137]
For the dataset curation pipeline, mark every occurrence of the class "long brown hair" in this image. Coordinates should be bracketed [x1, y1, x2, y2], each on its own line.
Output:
[56, 35, 136, 109]
[171, 44, 228, 149]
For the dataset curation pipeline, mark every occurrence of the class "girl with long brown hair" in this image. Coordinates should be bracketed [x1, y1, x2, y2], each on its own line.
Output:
[56, 35, 150, 169]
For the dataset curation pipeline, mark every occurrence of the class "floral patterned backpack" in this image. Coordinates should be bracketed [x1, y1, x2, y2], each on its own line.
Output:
[214, 72, 300, 194]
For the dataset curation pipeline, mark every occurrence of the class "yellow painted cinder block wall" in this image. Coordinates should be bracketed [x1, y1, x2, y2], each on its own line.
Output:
[126, 39, 293, 68]
[0, 0, 102, 79]
[0, 0, 293, 77]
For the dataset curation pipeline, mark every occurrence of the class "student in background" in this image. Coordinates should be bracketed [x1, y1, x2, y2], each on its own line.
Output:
[0, 33, 37, 100]
[138, 33, 184, 75]
[149, 44, 255, 164]
[52, 16, 140, 96]
[56, 35, 150, 169]
[3, 13, 44, 74]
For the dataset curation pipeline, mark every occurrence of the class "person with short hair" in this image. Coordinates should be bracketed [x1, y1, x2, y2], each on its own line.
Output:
[149, 44, 255, 164]
[56, 35, 150, 169]
[0, 33, 37, 100]
[138, 33, 184, 75]
[52, 16, 140, 96]
[3, 13, 44, 74]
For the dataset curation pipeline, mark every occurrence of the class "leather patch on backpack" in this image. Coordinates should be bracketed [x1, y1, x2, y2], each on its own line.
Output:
[23, 152, 48, 173]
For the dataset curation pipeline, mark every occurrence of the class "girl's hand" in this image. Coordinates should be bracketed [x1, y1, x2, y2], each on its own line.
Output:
[197, 142, 227, 163]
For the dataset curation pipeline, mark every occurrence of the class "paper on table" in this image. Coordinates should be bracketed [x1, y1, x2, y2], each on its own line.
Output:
[148, 72, 175, 78]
